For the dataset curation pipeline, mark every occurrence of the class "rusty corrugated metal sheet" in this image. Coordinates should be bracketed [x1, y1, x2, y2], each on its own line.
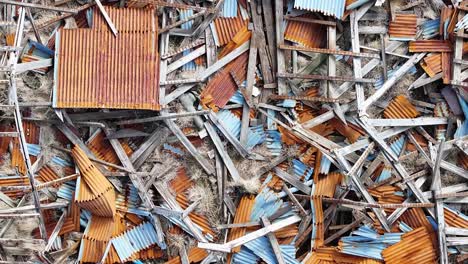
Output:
[59, 200, 81, 235]
[11, 121, 40, 175]
[165, 247, 208, 264]
[293, 0, 346, 19]
[200, 52, 248, 109]
[227, 195, 255, 253]
[285, 15, 326, 48]
[304, 247, 382, 264]
[383, 95, 420, 119]
[388, 14, 417, 41]
[369, 185, 404, 214]
[80, 215, 115, 263]
[329, 118, 364, 143]
[311, 195, 324, 249]
[409, 40, 452, 52]
[381, 227, 437, 263]
[0, 175, 29, 198]
[314, 172, 343, 198]
[420, 53, 442, 77]
[55, 7, 159, 110]
[87, 130, 133, 169]
[212, 16, 248, 47]
[444, 207, 468, 228]
[399, 208, 433, 231]
[72, 145, 116, 217]
[37, 165, 60, 187]
[441, 52, 452, 84]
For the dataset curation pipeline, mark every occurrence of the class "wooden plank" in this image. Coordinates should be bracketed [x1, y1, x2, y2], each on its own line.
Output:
[129, 127, 170, 169]
[365, 117, 448, 127]
[282, 185, 307, 216]
[167, 46, 206, 73]
[324, 216, 364, 244]
[283, 15, 336, 27]
[278, 72, 376, 83]
[275, 0, 286, 95]
[279, 44, 379, 59]
[273, 167, 311, 194]
[260, 217, 285, 264]
[0, 0, 77, 13]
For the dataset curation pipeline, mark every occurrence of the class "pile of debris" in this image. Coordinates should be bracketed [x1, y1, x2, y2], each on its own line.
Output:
[0, 0, 468, 263]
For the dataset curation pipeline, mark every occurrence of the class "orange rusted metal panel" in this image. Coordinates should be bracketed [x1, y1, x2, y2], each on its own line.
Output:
[304, 246, 383, 264]
[383, 95, 420, 119]
[388, 14, 417, 40]
[200, 52, 248, 109]
[227, 195, 255, 253]
[165, 247, 208, 264]
[55, 7, 159, 110]
[81, 215, 115, 263]
[72, 145, 116, 217]
[213, 16, 248, 47]
[409, 40, 452, 52]
[441, 52, 452, 84]
[87, 130, 133, 170]
[284, 15, 326, 49]
[382, 227, 437, 264]
[420, 53, 442, 78]
[37, 165, 60, 187]
[314, 172, 343, 198]
[444, 207, 468, 228]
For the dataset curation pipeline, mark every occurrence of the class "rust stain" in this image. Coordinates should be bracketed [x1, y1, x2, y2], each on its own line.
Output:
[81, 215, 115, 263]
[213, 16, 248, 47]
[388, 14, 417, 40]
[284, 15, 326, 48]
[87, 130, 133, 170]
[165, 247, 208, 264]
[444, 207, 468, 228]
[382, 227, 437, 264]
[314, 172, 343, 198]
[420, 53, 442, 78]
[409, 40, 452, 52]
[72, 145, 116, 217]
[383, 95, 420, 119]
[56, 7, 160, 110]
[228, 195, 255, 253]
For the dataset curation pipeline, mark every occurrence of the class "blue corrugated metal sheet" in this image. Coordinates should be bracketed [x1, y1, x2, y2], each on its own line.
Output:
[247, 125, 266, 150]
[229, 90, 246, 105]
[266, 130, 282, 156]
[180, 9, 194, 29]
[233, 246, 259, 264]
[163, 143, 184, 156]
[57, 181, 76, 200]
[456, 14, 468, 31]
[340, 225, 402, 260]
[112, 222, 159, 261]
[278, 99, 296, 108]
[217, 110, 241, 138]
[399, 222, 413, 232]
[222, 0, 238, 18]
[376, 166, 391, 182]
[250, 188, 283, 221]
[375, 66, 417, 89]
[292, 159, 313, 181]
[455, 96, 468, 138]
[27, 144, 41, 156]
[243, 236, 300, 264]
[52, 156, 73, 167]
[182, 49, 197, 71]
[346, 0, 373, 10]
[390, 135, 405, 156]
[422, 19, 440, 39]
[294, 0, 346, 19]
[319, 155, 332, 174]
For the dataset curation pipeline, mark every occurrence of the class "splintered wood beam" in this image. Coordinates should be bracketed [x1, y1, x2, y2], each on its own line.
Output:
[366, 117, 449, 127]
[278, 72, 376, 83]
[283, 15, 336, 27]
[44, 209, 67, 251]
[198, 215, 301, 252]
[166, 46, 206, 73]
[273, 168, 311, 194]
[130, 127, 170, 169]
[279, 44, 379, 58]
[350, 12, 365, 111]
[275, 0, 286, 95]
[261, 216, 285, 264]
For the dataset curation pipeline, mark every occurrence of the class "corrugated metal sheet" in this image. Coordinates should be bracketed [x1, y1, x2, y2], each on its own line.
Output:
[54, 7, 159, 110]
[399, 208, 433, 231]
[211, 16, 248, 47]
[243, 236, 300, 264]
[227, 195, 255, 253]
[72, 145, 116, 217]
[111, 222, 159, 262]
[37, 165, 60, 187]
[444, 206, 468, 228]
[304, 246, 382, 263]
[221, 0, 238, 18]
[293, 0, 346, 19]
[383, 95, 420, 119]
[389, 14, 417, 41]
[420, 53, 442, 77]
[232, 247, 259, 264]
[381, 227, 437, 263]
[284, 15, 326, 48]
[311, 196, 324, 249]
[314, 172, 342, 198]
[87, 130, 133, 170]
[165, 247, 208, 264]
[201, 52, 248, 109]
[329, 118, 364, 143]
[251, 188, 283, 221]
[78, 215, 115, 263]
[409, 40, 452, 52]
[292, 159, 313, 181]
[421, 19, 440, 39]
[266, 130, 283, 156]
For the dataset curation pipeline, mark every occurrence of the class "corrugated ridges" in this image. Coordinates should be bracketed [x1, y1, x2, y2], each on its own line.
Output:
[420, 53, 442, 77]
[381, 227, 437, 263]
[285, 15, 326, 48]
[444, 207, 468, 228]
[314, 172, 343, 198]
[112, 222, 159, 262]
[37, 165, 60, 187]
[369, 185, 405, 214]
[165, 247, 208, 264]
[329, 118, 364, 143]
[399, 208, 433, 231]
[383, 95, 420, 119]
[72, 145, 116, 217]
[293, 0, 346, 19]
[201, 52, 248, 109]
[228, 195, 255, 253]
[304, 246, 382, 263]
[55, 7, 159, 110]
[79, 215, 115, 263]
[212, 17, 248, 46]
[388, 14, 417, 41]
[409, 40, 452, 52]
[87, 130, 133, 170]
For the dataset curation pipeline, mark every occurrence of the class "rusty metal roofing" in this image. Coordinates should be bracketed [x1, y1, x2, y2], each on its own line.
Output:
[165, 247, 208, 264]
[72, 145, 116, 217]
[444, 207, 468, 228]
[388, 14, 417, 41]
[381, 227, 437, 263]
[37, 165, 60, 187]
[399, 207, 433, 232]
[329, 118, 364, 143]
[54, 7, 160, 110]
[314, 172, 343, 198]
[201, 52, 248, 109]
[87, 130, 133, 169]
[79, 215, 115, 263]
[228, 195, 255, 253]
[409, 40, 452, 52]
[304, 246, 382, 263]
[211, 16, 248, 47]
[285, 15, 326, 48]
[420, 53, 442, 78]
[383, 95, 420, 119]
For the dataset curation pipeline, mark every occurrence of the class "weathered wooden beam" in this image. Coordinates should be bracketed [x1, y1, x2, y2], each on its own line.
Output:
[366, 117, 448, 127]
[278, 72, 376, 83]
[273, 167, 311, 194]
[261, 216, 285, 264]
[324, 216, 364, 244]
[283, 15, 336, 27]
[279, 44, 379, 59]
[0, 0, 77, 13]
